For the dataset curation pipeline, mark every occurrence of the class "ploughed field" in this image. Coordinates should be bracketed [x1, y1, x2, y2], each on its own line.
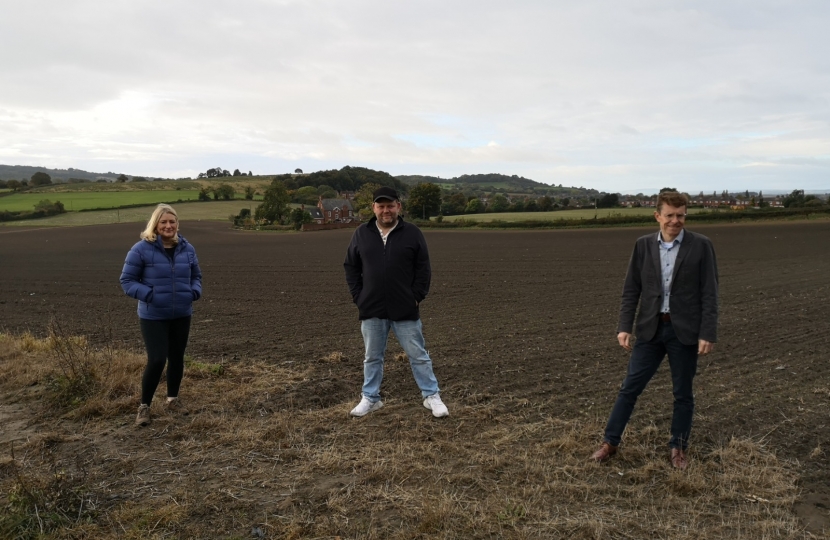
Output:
[1, 220, 829, 535]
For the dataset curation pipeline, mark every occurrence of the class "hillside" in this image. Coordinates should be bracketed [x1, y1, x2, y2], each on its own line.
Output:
[278, 165, 407, 193]
[397, 172, 599, 197]
[0, 164, 124, 183]
[3, 164, 598, 197]
[397, 172, 544, 188]
[0, 164, 245, 183]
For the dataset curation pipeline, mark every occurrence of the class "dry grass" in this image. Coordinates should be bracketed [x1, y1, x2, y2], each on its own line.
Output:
[321, 351, 345, 363]
[0, 331, 816, 539]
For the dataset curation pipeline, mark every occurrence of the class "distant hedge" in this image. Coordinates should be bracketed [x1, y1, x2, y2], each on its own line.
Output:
[0, 200, 66, 222]
[416, 207, 830, 229]
[77, 199, 188, 212]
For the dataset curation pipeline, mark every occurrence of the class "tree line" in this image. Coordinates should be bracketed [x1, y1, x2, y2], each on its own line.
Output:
[404, 184, 618, 218]
[197, 167, 253, 179]
[0, 171, 54, 191]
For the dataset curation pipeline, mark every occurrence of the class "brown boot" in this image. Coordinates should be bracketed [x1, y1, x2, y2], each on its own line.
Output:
[591, 442, 618, 462]
[670, 448, 688, 470]
[135, 404, 151, 426]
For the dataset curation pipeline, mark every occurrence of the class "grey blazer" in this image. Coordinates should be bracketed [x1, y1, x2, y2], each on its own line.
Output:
[617, 230, 719, 346]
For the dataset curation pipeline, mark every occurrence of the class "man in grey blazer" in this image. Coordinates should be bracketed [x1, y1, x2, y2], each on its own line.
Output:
[591, 191, 718, 469]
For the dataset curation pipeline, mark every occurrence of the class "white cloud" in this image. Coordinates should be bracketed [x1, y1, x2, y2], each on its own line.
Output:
[0, 0, 828, 191]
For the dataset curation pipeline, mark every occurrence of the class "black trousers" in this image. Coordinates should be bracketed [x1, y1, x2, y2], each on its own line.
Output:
[603, 320, 698, 450]
[139, 316, 191, 405]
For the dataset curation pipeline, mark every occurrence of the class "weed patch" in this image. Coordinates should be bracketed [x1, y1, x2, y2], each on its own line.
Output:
[0, 445, 98, 539]
[185, 356, 225, 376]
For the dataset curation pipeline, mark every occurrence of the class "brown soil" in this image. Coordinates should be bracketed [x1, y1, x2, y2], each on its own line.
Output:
[1, 220, 829, 535]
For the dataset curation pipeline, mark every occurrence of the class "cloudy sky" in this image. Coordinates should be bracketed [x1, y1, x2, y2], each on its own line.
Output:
[1, 0, 828, 193]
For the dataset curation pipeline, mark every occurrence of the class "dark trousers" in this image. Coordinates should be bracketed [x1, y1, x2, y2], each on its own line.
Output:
[603, 320, 698, 450]
[139, 316, 191, 405]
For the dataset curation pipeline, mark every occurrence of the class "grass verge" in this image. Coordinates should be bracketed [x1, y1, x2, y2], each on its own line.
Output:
[0, 330, 815, 539]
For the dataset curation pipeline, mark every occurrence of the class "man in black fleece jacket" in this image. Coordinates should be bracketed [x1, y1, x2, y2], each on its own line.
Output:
[344, 187, 449, 418]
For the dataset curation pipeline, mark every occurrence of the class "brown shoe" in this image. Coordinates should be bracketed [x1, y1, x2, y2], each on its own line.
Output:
[591, 442, 618, 462]
[670, 448, 688, 470]
[165, 398, 189, 415]
[135, 404, 151, 426]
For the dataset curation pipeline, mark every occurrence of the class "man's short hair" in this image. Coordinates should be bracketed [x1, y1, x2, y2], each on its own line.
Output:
[656, 191, 689, 213]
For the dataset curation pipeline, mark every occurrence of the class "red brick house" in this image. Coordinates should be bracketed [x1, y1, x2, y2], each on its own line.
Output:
[318, 197, 357, 223]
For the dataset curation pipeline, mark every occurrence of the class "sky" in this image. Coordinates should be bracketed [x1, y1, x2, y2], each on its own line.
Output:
[1, 0, 829, 194]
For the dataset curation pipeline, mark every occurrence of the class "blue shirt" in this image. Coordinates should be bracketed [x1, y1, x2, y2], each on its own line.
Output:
[658, 229, 684, 313]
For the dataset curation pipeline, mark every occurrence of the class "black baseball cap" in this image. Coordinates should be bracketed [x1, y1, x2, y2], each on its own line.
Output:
[373, 186, 399, 202]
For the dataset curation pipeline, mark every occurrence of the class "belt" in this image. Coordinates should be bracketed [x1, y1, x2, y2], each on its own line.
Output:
[660, 313, 671, 322]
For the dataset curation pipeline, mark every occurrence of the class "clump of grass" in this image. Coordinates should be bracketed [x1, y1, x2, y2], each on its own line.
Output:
[496, 500, 527, 525]
[17, 331, 53, 353]
[321, 351, 344, 363]
[185, 356, 225, 376]
[0, 445, 98, 539]
[109, 502, 187, 539]
[0, 321, 143, 419]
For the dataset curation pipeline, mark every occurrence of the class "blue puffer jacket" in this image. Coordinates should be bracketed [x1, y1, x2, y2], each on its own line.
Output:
[120, 235, 203, 320]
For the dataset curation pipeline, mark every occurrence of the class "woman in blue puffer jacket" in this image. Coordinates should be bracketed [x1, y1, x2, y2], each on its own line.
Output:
[120, 203, 202, 427]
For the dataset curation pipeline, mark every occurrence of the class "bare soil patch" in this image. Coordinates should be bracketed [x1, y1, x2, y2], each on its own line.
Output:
[1, 221, 828, 537]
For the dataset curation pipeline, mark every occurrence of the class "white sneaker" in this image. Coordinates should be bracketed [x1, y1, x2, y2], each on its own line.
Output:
[350, 396, 383, 417]
[423, 394, 449, 418]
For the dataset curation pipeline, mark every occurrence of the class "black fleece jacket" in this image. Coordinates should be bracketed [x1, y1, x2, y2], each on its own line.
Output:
[343, 217, 431, 321]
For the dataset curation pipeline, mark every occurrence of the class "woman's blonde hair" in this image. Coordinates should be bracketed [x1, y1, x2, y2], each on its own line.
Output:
[140, 204, 179, 243]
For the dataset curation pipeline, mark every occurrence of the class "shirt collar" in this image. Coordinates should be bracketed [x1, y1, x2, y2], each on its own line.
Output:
[376, 219, 398, 236]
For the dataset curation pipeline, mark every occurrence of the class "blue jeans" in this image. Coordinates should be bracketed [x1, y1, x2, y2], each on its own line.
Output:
[603, 320, 698, 450]
[360, 318, 440, 402]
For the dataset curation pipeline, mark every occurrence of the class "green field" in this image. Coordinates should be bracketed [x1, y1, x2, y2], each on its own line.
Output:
[0, 190, 266, 212]
[0, 201, 261, 227]
[20, 181, 203, 193]
[439, 207, 706, 222]
[8, 176, 273, 194]
[0, 191, 201, 212]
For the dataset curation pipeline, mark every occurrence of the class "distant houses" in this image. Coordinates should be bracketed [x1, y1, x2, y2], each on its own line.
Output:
[297, 194, 359, 225]
[300, 205, 325, 224]
[621, 193, 787, 210]
[316, 196, 357, 223]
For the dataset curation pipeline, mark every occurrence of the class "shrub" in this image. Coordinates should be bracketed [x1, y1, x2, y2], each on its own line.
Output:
[232, 208, 253, 228]
[215, 184, 235, 201]
[290, 208, 313, 230]
[45, 319, 98, 408]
